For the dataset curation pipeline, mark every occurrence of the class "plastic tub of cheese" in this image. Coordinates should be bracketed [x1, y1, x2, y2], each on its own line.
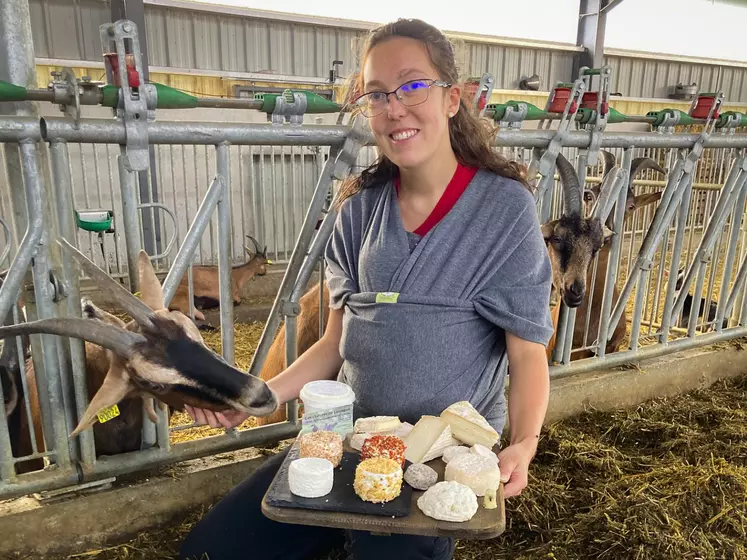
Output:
[299, 380, 356, 438]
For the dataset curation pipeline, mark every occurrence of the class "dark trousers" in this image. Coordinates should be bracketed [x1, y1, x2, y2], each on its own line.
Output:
[179, 447, 456, 560]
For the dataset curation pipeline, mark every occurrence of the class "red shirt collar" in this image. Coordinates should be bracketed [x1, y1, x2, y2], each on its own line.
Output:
[394, 163, 479, 236]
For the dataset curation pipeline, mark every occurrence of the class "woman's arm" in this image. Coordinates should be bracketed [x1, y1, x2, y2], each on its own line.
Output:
[496, 332, 550, 498]
[186, 307, 344, 429]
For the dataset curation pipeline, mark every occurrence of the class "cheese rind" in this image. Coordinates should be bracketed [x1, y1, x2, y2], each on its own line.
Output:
[440, 401, 499, 448]
[404, 463, 438, 491]
[471, 443, 499, 464]
[417, 481, 478, 522]
[288, 458, 334, 498]
[403, 416, 458, 464]
[354, 416, 401, 434]
[442, 445, 470, 463]
[444, 454, 502, 497]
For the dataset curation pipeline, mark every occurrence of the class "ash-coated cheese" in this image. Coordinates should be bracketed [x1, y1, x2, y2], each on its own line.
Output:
[354, 416, 401, 434]
[444, 453, 502, 497]
[288, 458, 334, 498]
[403, 416, 459, 464]
[471, 443, 499, 464]
[442, 445, 470, 463]
[440, 401, 499, 449]
[417, 481, 478, 522]
[404, 463, 438, 491]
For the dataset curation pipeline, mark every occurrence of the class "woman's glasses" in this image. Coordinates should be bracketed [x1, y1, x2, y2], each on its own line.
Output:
[353, 78, 451, 118]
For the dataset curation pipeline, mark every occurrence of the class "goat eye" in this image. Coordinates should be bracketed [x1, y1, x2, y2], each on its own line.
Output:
[550, 236, 562, 245]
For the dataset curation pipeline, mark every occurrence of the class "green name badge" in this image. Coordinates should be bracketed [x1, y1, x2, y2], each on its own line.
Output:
[376, 292, 400, 304]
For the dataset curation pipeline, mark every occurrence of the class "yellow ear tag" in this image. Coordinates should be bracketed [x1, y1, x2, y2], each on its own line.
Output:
[133, 291, 142, 299]
[266, 260, 274, 265]
[96, 404, 121, 424]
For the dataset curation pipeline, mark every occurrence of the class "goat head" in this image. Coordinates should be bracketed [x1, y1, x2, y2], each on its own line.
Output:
[0, 239, 278, 437]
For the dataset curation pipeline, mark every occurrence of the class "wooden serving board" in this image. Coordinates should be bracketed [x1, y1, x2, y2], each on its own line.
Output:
[261, 437, 506, 540]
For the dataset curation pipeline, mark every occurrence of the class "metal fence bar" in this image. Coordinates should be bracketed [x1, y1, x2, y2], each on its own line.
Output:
[160, 177, 223, 305]
[216, 142, 234, 364]
[117, 152, 142, 293]
[49, 140, 96, 466]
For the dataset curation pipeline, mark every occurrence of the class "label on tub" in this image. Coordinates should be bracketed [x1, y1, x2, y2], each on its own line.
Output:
[300, 406, 354, 438]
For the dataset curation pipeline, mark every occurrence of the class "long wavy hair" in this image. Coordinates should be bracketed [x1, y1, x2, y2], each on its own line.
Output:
[334, 18, 530, 209]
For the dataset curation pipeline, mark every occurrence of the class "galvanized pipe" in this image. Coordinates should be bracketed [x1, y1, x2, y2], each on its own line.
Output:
[21, 141, 72, 469]
[41, 118, 351, 147]
[549, 324, 747, 379]
[216, 143, 234, 364]
[160, 176, 223, 305]
[117, 153, 142, 293]
[659, 156, 695, 340]
[49, 140, 96, 466]
[608, 157, 690, 334]
[596, 148, 633, 357]
[0, 117, 40, 141]
[284, 315, 299, 424]
[671, 157, 747, 321]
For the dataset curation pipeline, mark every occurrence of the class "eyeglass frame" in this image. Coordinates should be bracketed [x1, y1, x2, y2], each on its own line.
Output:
[352, 78, 453, 117]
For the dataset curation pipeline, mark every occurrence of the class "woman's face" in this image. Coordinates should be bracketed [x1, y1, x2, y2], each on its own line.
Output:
[361, 37, 461, 171]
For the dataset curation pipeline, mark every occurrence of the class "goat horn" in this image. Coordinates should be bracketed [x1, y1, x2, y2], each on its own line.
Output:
[0, 318, 143, 357]
[57, 238, 156, 329]
[245, 235, 261, 256]
[601, 150, 617, 179]
[556, 153, 583, 217]
[630, 157, 667, 181]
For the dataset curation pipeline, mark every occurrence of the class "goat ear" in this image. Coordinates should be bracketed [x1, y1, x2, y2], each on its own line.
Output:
[541, 222, 556, 241]
[138, 251, 165, 311]
[633, 192, 662, 209]
[70, 363, 134, 437]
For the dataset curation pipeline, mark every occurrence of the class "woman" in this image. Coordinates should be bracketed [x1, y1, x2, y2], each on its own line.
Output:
[180, 18, 553, 560]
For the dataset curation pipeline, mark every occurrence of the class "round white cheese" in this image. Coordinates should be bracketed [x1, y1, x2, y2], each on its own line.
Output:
[417, 480, 478, 522]
[288, 457, 334, 498]
[444, 453, 501, 497]
[442, 445, 470, 463]
[470, 443, 499, 464]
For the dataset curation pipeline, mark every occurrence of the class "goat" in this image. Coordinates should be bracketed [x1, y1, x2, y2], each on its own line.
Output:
[168, 236, 270, 321]
[674, 268, 727, 331]
[546, 151, 668, 360]
[0, 238, 277, 454]
[583, 150, 666, 227]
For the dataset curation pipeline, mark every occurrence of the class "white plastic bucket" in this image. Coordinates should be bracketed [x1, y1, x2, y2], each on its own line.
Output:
[299, 380, 355, 438]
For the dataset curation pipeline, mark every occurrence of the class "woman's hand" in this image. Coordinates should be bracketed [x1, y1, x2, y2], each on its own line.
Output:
[496, 438, 538, 498]
[184, 405, 249, 430]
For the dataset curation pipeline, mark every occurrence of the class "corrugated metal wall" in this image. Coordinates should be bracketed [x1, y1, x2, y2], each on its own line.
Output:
[26, 0, 747, 102]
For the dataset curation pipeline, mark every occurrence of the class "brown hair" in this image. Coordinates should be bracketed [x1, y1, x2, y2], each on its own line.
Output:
[334, 18, 530, 209]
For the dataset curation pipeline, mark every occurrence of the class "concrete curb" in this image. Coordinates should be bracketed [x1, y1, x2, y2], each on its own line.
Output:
[1, 343, 745, 558]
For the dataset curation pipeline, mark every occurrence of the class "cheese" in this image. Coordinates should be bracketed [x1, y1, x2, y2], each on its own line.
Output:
[442, 445, 471, 463]
[440, 401, 499, 449]
[403, 416, 459, 464]
[417, 481, 478, 522]
[350, 432, 372, 451]
[354, 416, 401, 434]
[388, 421, 414, 440]
[354, 457, 403, 503]
[444, 454, 502, 497]
[288, 458, 334, 498]
[404, 463, 438, 491]
[483, 487, 498, 510]
[471, 443, 499, 464]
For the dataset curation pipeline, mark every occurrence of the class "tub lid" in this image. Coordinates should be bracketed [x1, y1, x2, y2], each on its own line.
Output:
[300, 380, 355, 405]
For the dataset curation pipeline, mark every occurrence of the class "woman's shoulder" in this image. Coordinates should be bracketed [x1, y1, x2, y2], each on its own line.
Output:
[472, 168, 537, 214]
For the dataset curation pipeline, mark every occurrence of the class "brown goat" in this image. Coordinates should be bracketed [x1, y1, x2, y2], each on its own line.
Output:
[0, 238, 278, 459]
[546, 151, 667, 361]
[168, 236, 270, 320]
